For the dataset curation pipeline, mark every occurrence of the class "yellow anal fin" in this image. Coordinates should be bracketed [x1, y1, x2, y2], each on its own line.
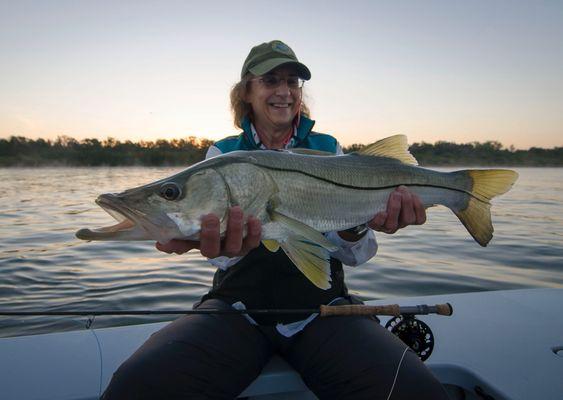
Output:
[281, 237, 332, 290]
[262, 239, 280, 252]
[358, 134, 418, 165]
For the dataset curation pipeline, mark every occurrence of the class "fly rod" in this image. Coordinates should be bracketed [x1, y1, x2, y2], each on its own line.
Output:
[0, 303, 453, 317]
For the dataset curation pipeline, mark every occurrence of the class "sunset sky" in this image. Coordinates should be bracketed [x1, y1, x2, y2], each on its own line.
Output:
[1, 0, 562, 149]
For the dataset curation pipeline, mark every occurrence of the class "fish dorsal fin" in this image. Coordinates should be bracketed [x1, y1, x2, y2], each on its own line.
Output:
[358, 134, 418, 165]
[286, 148, 334, 156]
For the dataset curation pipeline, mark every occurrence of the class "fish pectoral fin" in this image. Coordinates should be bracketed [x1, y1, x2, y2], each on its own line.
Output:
[262, 239, 280, 252]
[358, 134, 418, 165]
[269, 210, 338, 252]
[280, 237, 332, 290]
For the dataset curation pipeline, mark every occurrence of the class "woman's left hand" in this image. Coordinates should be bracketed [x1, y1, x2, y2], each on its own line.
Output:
[368, 186, 426, 234]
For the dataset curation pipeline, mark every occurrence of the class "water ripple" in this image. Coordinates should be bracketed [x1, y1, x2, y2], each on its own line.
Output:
[1, 166, 562, 337]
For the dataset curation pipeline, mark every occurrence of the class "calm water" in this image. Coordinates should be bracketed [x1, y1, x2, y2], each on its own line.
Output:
[0, 167, 562, 338]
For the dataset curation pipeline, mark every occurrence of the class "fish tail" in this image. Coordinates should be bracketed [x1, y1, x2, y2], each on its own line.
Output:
[454, 169, 518, 246]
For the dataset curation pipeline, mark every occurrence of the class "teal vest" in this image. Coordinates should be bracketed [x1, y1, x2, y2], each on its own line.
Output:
[213, 115, 339, 154]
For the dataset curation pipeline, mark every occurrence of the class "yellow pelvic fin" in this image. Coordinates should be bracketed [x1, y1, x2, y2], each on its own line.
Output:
[270, 211, 338, 252]
[358, 134, 418, 165]
[280, 237, 332, 290]
[267, 210, 336, 290]
[262, 239, 280, 252]
[455, 169, 518, 246]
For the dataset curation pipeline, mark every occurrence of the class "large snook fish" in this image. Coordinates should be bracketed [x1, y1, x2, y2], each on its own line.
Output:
[76, 135, 518, 290]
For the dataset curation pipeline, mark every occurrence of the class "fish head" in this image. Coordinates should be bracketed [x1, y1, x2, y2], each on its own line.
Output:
[76, 166, 229, 243]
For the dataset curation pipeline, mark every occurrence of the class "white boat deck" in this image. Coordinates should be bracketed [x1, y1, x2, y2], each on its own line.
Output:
[0, 288, 561, 400]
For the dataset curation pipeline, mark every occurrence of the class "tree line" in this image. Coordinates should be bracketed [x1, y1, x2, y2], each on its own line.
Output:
[0, 136, 212, 167]
[0, 135, 561, 167]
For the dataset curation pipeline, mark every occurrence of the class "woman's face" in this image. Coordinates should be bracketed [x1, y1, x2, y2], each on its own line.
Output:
[245, 66, 302, 132]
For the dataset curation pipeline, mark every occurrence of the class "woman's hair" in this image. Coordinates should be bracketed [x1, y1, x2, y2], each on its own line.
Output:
[229, 75, 311, 129]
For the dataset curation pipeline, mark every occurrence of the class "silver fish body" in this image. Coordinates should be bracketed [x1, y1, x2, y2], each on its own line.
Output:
[77, 135, 518, 289]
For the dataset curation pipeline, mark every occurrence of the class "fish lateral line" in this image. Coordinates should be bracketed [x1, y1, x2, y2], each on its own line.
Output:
[254, 163, 487, 203]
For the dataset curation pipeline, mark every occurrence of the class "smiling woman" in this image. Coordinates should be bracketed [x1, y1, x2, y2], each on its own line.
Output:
[101, 40, 447, 400]
[245, 68, 303, 143]
[229, 42, 312, 141]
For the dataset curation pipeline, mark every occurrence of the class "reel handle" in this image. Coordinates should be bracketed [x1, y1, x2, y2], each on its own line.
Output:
[435, 303, 453, 316]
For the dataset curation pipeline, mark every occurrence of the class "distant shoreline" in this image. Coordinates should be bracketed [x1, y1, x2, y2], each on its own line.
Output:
[1, 136, 561, 167]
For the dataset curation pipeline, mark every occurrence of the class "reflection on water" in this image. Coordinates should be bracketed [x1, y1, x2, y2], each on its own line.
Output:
[0, 167, 562, 337]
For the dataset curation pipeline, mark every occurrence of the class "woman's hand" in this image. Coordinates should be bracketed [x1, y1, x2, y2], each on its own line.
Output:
[368, 186, 426, 234]
[155, 206, 262, 258]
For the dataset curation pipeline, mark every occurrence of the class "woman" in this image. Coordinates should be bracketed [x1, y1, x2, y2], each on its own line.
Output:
[102, 40, 448, 400]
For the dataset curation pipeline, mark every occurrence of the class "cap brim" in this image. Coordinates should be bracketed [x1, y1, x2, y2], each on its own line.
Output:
[248, 58, 311, 80]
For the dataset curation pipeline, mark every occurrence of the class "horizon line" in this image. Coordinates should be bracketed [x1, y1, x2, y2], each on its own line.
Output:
[1, 134, 562, 151]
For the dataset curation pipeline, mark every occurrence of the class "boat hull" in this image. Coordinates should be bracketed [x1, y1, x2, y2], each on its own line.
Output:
[1, 288, 561, 400]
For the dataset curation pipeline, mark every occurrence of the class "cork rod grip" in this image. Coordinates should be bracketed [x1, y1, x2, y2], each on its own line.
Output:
[436, 303, 453, 316]
[319, 304, 401, 317]
[319, 303, 454, 317]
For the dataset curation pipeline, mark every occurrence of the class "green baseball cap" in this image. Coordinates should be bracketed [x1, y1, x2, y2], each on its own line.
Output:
[241, 40, 311, 80]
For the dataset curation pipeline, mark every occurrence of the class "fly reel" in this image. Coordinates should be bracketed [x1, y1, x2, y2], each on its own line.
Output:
[385, 315, 434, 361]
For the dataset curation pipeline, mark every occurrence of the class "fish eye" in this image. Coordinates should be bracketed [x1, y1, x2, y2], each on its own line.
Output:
[159, 182, 182, 201]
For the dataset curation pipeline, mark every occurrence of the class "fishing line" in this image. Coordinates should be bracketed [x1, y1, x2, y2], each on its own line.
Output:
[386, 346, 411, 400]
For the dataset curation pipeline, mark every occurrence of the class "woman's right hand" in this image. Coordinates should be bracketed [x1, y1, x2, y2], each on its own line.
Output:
[155, 206, 262, 259]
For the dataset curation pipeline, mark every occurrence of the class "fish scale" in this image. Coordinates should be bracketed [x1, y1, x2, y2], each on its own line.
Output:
[267, 168, 392, 232]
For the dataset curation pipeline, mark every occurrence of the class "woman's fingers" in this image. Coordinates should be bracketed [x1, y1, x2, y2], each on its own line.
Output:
[202, 207, 262, 258]
[367, 211, 386, 231]
[223, 207, 245, 257]
[412, 193, 427, 225]
[199, 214, 222, 258]
[155, 207, 262, 258]
[242, 215, 262, 253]
[397, 186, 416, 228]
[368, 186, 427, 234]
[155, 239, 198, 255]
[382, 190, 402, 234]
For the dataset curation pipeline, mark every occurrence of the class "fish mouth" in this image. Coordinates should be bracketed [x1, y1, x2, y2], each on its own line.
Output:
[76, 194, 154, 241]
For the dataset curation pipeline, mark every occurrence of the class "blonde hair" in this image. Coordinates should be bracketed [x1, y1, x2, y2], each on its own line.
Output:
[229, 75, 311, 129]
